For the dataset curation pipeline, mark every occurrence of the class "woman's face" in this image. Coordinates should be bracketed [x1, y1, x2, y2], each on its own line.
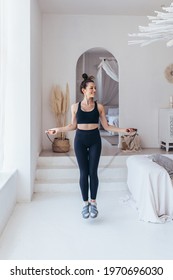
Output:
[82, 82, 96, 99]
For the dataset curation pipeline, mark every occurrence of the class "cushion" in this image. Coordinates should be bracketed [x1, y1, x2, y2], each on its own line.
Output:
[149, 154, 173, 178]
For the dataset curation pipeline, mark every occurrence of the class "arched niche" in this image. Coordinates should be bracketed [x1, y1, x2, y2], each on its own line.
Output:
[76, 47, 119, 140]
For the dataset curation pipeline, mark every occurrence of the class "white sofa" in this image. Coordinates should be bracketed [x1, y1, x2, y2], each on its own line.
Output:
[126, 155, 173, 223]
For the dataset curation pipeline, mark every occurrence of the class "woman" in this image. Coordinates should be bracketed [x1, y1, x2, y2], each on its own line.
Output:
[46, 73, 136, 219]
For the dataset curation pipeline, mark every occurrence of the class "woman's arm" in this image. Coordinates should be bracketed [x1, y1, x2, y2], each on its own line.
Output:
[98, 104, 136, 133]
[45, 103, 77, 135]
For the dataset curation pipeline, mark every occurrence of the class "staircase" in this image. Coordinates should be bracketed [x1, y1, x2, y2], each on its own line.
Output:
[34, 154, 129, 193]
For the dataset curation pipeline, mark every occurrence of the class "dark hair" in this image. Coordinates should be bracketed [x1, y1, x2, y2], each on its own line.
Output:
[80, 73, 95, 93]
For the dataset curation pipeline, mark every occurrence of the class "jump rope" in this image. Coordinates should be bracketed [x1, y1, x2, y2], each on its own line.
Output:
[45, 130, 136, 173]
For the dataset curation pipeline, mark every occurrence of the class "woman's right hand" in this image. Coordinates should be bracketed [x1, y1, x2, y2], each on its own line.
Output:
[126, 128, 137, 133]
[45, 128, 58, 135]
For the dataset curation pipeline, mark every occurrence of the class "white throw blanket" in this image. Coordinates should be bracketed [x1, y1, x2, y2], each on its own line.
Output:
[126, 155, 173, 223]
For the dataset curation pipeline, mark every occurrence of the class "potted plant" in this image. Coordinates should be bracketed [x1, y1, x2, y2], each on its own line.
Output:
[48, 83, 70, 152]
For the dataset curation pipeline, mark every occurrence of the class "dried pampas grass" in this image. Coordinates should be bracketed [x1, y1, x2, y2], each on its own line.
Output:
[50, 83, 70, 139]
[51, 86, 61, 115]
[62, 83, 70, 114]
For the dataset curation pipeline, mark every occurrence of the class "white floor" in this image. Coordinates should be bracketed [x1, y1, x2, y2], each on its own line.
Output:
[0, 139, 173, 260]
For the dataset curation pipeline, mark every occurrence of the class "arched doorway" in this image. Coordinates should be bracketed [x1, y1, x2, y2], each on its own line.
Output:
[76, 47, 119, 146]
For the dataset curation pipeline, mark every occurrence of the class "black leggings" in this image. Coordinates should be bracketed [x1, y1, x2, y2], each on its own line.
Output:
[74, 128, 102, 201]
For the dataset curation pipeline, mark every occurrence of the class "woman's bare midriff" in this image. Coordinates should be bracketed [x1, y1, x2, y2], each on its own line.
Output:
[77, 124, 99, 130]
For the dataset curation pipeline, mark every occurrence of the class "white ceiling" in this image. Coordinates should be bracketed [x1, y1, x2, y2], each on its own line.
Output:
[38, 0, 172, 16]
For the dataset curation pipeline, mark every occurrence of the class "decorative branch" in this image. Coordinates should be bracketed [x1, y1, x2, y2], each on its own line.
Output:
[128, 2, 173, 47]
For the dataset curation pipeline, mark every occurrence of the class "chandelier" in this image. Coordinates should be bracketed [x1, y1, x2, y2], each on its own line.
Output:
[128, 2, 173, 47]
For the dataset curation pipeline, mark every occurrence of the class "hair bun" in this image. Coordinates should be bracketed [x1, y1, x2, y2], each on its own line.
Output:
[82, 73, 88, 80]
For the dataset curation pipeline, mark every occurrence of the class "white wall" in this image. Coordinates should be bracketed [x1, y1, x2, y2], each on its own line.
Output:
[30, 0, 42, 197]
[0, 171, 17, 235]
[3, 0, 31, 201]
[42, 15, 173, 149]
[3, 0, 42, 201]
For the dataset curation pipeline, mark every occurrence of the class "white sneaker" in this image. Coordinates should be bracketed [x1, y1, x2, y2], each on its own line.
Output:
[90, 204, 98, 218]
[82, 204, 90, 219]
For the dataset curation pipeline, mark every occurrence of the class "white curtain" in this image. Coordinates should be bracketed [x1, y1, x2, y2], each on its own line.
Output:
[96, 59, 119, 105]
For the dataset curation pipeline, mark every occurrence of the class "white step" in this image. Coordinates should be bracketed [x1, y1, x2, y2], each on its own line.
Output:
[34, 178, 128, 193]
[37, 155, 129, 168]
[37, 156, 78, 168]
[35, 166, 127, 180]
[34, 155, 129, 193]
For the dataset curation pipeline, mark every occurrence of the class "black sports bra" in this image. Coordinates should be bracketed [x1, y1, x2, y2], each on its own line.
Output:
[76, 101, 100, 124]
